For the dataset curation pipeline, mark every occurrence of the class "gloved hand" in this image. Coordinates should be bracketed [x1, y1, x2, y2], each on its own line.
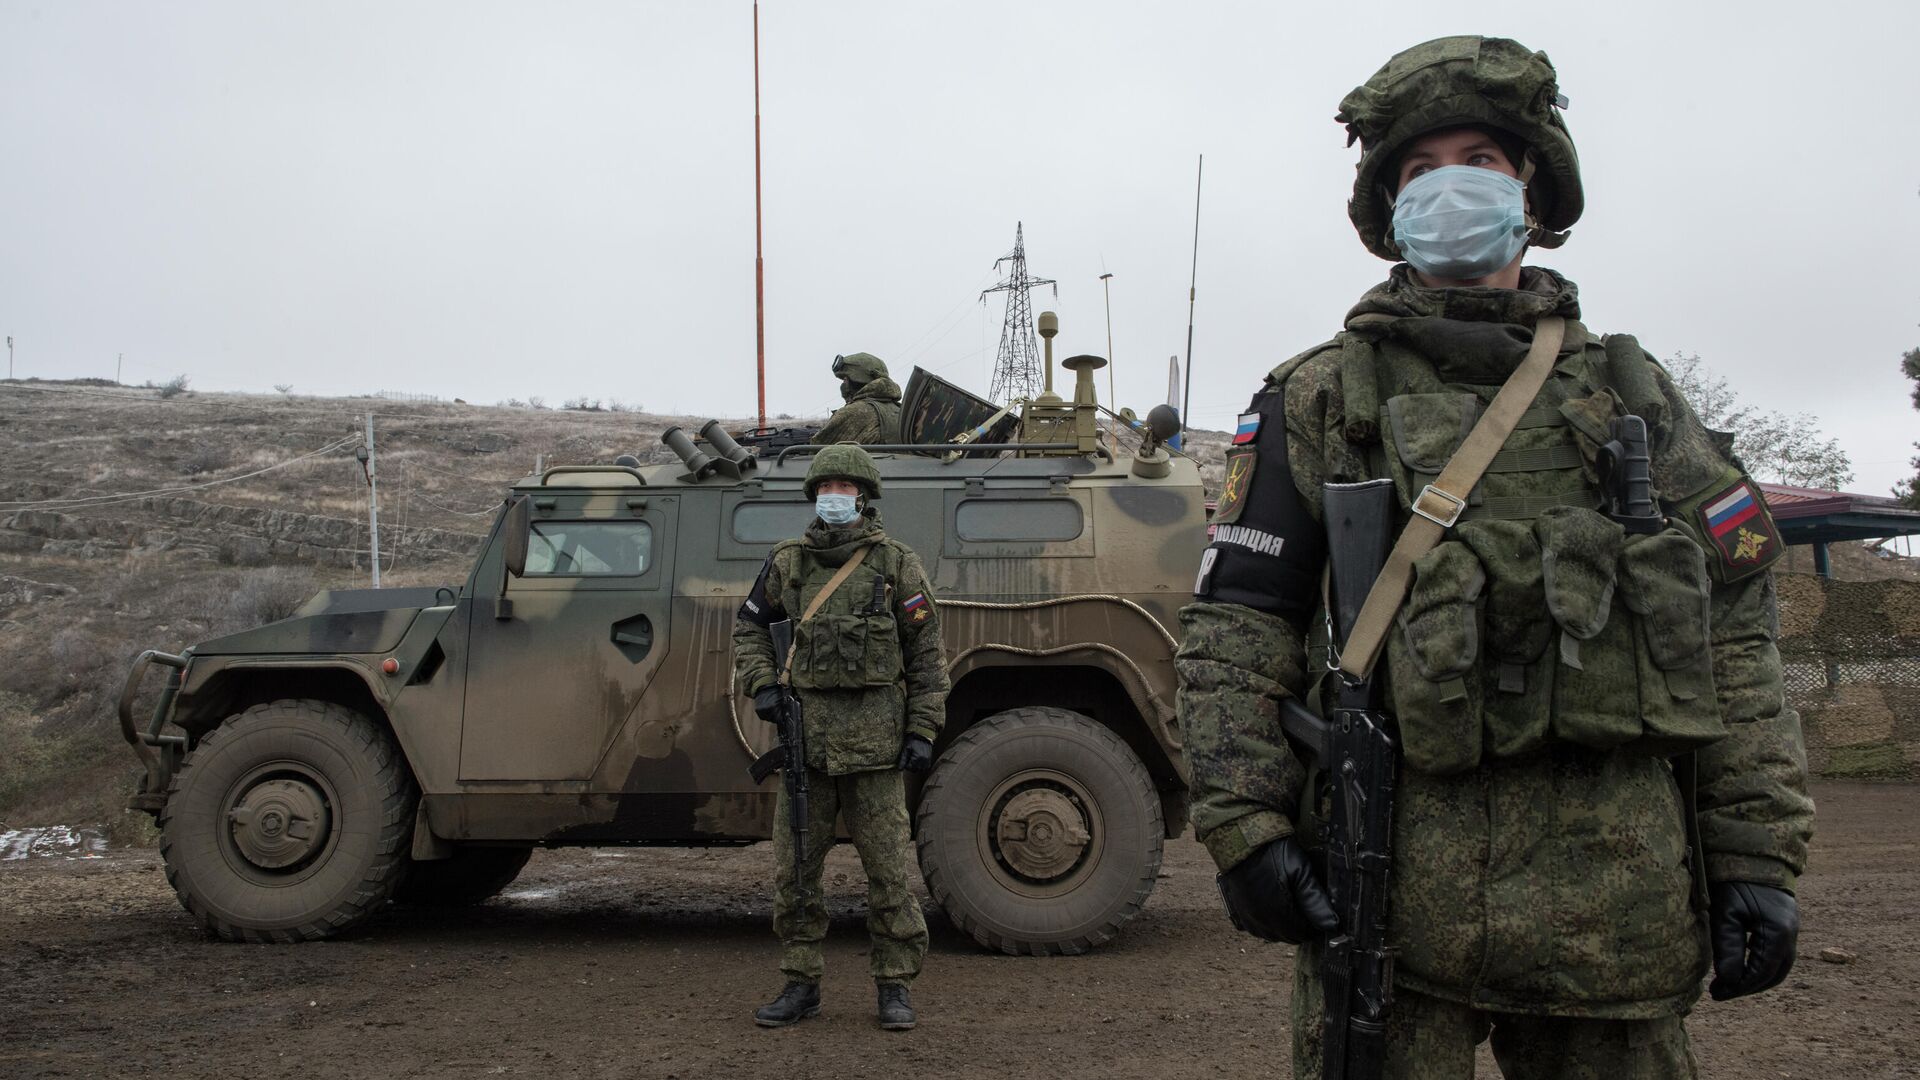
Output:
[896, 735, 934, 774]
[1709, 881, 1799, 1000]
[1217, 836, 1340, 944]
[752, 685, 785, 725]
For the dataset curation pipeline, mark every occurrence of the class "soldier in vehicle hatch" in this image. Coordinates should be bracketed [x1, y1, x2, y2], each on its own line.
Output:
[1177, 36, 1812, 1078]
[811, 353, 903, 445]
[733, 442, 947, 1030]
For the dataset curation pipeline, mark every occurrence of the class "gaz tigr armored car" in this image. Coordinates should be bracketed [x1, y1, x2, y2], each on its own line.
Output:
[121, 356, 1207, 954]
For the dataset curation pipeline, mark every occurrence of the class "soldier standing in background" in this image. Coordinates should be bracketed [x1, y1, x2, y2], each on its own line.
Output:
[1178, 36, 1812, 1077]
[811, 353, 903, 445]
[734, 443, 946, 1030]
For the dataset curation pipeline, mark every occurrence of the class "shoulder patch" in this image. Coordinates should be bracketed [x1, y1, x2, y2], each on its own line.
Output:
[1232, 412, 1261, 445]
[1214, 449, 1257, 524]
[1681, 471, 1783, 583]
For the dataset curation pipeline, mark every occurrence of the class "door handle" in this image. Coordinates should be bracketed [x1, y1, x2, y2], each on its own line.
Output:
[611, 614, 653, 661]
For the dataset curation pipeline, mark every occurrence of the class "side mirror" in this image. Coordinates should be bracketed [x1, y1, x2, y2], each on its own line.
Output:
[502, 496, 531, 579]
[496, 497, 531, 620]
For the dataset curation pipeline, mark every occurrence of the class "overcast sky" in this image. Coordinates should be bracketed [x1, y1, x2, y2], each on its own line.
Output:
[3, 1, 1916, 495]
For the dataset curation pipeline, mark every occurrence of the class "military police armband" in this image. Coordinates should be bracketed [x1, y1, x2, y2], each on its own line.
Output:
[1670, 467, 1784, 584]
[1192, 384, 1327, 629]
[738, 555, 779, 626]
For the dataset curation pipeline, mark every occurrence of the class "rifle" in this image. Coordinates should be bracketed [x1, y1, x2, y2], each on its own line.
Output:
[747, 618, 809, 880]
[1276, 478, 1400, 1080]
[1596, 414, 1663, 534]
[735, 426, 823, 454]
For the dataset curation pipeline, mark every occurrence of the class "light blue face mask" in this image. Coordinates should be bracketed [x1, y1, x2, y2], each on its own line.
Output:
[815, 493, 861, 525]
[1390, 165, 1529, 281]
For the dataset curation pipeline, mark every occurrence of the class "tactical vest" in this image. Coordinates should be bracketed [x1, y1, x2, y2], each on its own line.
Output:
[1329, 322, 1728, 775]
[784, 542, 907, 691]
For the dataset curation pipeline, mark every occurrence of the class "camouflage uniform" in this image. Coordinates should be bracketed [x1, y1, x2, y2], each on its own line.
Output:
[734, 502, 947, 986]
[813, 352, 904, 446]
[1178, 36, 1812, 1079]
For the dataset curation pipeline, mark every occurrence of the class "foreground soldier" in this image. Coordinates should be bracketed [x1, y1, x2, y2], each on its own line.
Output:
[811, 352, 903, 445]
[734, 443, 946, 1030]
[1178, 36, 1813, 1077]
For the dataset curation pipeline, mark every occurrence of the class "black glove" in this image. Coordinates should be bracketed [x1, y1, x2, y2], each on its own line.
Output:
[1708, 881, 1799, 1001]
[751, 685, 785, 725]
[1217, 836, 1340, 945]
[895, 735, 934, 774]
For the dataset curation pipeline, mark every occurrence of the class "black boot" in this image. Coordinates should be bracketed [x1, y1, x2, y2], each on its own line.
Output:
[754, 981, 820, 1027]
[876, 982, 916, 1030]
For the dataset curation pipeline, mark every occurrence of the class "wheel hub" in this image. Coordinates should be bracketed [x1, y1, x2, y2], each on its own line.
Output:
[227, 777, 330, 870]
[993, 786, 1092, 882]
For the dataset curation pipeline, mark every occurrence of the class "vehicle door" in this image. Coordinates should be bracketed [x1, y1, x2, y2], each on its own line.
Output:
[458, 495, 678, 781]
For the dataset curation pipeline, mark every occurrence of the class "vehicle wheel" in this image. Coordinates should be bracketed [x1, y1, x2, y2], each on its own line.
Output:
[393, 847, 533, 907]
[915, 706, 1164, 955]
[158, 699, 416, 942]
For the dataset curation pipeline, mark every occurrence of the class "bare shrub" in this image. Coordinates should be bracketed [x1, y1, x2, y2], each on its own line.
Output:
[179, 443, 230, 476]
[228, 566, 316, 627]
[157, 375, 190, 399]
[274, 384, 293, 395]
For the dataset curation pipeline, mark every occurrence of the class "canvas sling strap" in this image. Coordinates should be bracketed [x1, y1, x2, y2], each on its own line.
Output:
[1337, 315, 1567, 681]
[777, 543, 872, 685]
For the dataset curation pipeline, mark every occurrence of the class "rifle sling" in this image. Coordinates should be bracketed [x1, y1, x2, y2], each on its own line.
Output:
[1338, 315, 1567, 681]
[778, 543, 872, 685]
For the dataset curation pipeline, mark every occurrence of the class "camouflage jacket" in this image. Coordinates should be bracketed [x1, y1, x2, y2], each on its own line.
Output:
[1177, 266, 1814, 1017]
[734, 511, 947, 774]
[813, 377, 904, 445]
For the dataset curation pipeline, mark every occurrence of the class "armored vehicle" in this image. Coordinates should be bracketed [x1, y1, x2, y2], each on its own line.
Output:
[120, 351, 1207, 954]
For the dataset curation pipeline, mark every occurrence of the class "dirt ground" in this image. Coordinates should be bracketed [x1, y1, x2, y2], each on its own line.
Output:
[1, 781, 1913, 1080]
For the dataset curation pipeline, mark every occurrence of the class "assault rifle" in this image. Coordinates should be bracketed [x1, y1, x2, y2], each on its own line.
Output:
[1276, 478, 1400, 1080]
[747, 618, 809, 880]
[735, 426, 822, 454]
[1596, 414, 1663, 534]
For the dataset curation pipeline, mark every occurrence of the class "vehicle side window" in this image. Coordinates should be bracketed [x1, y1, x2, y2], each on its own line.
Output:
[732, 502, 817, 544]
[955, 498, 1083, 542]
[524, 521, 652, 577]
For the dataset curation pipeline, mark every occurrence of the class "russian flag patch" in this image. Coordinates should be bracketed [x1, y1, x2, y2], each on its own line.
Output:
[1232, 412, 1261, 445]
[1694, 476, 1780, 576]
[901, 591, 930, 621]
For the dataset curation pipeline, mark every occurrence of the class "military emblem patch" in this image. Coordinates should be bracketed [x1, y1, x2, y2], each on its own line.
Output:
[901, 591, 930, 622]
[1214, 449, 1256, 524]
[1696, 477, 1781, 578]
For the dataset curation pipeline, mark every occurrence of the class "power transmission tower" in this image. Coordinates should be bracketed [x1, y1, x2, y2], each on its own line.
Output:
[980, 222, 1056, 403]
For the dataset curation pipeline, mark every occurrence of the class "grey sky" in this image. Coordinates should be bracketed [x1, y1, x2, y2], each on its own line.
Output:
[3, 1, 1916, 494]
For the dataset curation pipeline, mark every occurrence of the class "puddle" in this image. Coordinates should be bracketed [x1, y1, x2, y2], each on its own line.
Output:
[0, 826, 108, 861]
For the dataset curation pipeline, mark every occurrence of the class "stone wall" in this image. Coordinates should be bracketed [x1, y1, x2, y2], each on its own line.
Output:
[1777, 574, 1920, 780]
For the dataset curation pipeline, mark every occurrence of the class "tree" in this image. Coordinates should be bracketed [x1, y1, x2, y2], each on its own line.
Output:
[1894, 347, 1920, 508]
[1663, 353, 1853, 490]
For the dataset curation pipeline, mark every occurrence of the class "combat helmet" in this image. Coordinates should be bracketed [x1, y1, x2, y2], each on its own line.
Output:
[1336, 35, 1583, 261]
[805, 442, 882, 499]
[831, 352, 890, 386]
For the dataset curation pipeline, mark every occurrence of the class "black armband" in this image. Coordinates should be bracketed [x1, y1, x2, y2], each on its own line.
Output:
[1193, 383, 1326, 630]
[738, 555, 779, 626]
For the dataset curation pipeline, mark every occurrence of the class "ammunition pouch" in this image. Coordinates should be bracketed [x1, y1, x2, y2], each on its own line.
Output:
[790, 563, 904, 690]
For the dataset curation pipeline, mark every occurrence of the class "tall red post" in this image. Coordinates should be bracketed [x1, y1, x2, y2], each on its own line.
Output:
[753, 2, 767, 431]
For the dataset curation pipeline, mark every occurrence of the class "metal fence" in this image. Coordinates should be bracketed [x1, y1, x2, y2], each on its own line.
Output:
[1777, 574, 1920, 780]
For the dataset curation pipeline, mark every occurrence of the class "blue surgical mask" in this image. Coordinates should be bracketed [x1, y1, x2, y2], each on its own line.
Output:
[1390, 165, 1529, 281]
[815, 493, 860, 525]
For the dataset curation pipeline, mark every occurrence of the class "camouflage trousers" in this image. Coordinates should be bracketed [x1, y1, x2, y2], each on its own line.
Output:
[1290, 941, 1698, 1080]
[772, 767, 928, 985]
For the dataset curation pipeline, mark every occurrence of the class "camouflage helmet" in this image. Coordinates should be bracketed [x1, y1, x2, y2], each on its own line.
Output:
[805, 442, 882, 498]
[831, 352, 889, 386]
[1336, 36, 1583, 261]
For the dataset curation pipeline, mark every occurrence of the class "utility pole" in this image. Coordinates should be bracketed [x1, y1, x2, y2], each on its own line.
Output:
[6, 336, 12, 380]
[117, 353, 123, 385]
[752, 0, 768, 431]
[355, 415, 382, 588]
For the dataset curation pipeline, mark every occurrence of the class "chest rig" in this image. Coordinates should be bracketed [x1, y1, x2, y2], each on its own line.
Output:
[782, 543, 905, 691]
[1328, 319, 1727, 774]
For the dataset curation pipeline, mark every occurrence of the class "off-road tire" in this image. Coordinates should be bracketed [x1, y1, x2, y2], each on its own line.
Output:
[159, 699, 416, 942]
[393, 847, 533, 907]
[916, 706, 1163, 955]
